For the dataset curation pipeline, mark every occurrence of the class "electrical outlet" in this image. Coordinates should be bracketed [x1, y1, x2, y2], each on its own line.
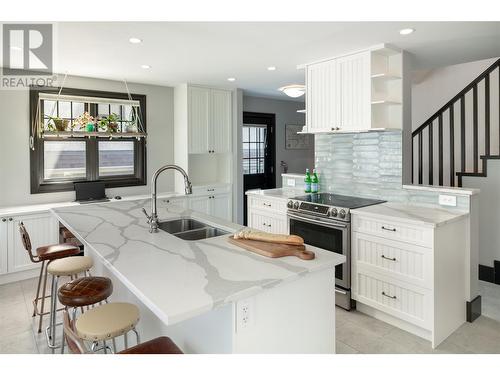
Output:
[286, 178, 296, 187]
[439, 194, 457, 207]
[237, 299, 252, 330]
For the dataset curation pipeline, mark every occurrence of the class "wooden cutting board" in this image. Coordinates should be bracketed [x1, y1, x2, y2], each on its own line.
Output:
[228, 236, 315, 260]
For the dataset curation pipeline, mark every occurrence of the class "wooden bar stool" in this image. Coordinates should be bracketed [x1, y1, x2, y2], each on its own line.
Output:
[18, 222, 81, 334]
[62, 310, 182, 354]
[57, 276, 113, 353]
[46, 256, 94, 352]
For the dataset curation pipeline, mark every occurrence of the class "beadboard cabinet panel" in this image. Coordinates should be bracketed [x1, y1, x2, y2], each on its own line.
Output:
[337, 51, 371, 131]
[209, 89, 232, 154]
[248, 210, 288, 234]
[0, 219, 7, 275]
[7, 213, 58, 273]
[188, 86, 210, 154]
[306, 59, 339, 133]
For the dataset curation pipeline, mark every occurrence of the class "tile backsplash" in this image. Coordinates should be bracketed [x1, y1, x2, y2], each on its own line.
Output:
[314, 131, 471, 211]
[315, 131, 406, 202]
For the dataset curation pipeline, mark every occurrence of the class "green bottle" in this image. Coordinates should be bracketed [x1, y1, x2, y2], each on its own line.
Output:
[311, 169, 319, 193]
[304, 168, 312, 193]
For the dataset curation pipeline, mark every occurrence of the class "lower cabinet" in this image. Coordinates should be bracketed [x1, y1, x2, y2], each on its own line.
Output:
[351, 211, 467, 348]
[248, 210, 288, 234]
[246, 194, 289, 234]
[0, 211, 59, 276]
[188, 193, 232, 221]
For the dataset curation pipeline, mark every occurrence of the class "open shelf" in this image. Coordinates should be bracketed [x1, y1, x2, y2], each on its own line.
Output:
[41, 131, 147, 139]
[296, 109, 306, 114]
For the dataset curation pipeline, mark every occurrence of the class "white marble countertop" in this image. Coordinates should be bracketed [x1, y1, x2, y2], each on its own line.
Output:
[245, 188, 304, 200]
[351, 202, 469, 227]
[0, 192, 182, 217]
[403, 184, 479, 196]
[51, 199, 345, 326]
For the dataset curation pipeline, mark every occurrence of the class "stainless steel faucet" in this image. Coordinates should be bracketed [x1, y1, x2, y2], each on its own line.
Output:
[142, 165, 193, 233]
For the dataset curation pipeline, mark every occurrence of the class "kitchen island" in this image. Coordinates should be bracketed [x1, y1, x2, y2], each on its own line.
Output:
[51, 199, 345, 353]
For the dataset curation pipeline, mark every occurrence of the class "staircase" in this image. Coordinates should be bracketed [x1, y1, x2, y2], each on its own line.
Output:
[412, 58, 500, 187]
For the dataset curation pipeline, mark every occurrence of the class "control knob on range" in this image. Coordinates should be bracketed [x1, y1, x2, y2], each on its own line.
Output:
[293, 201, 300, 209]
[287, 200, 293, 208]
[330, 208, 338, 217]
[339, 209, 346, 219]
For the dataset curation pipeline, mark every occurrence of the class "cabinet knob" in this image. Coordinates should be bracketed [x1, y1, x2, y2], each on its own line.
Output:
[1, 218, 6, 222]
[8, 218, 13, 221]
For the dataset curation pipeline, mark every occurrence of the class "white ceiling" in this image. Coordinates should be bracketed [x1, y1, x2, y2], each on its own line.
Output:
[50, 22, 500, 100]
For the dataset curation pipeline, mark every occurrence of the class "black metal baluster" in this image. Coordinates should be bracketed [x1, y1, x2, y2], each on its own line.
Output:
[473, 86, 478, 172]
[461, 96, 466, 173]
[418, 132, 423, 184]
[428, 123, 433, 185]
[450, 105, 455, 187]
[485, 74, 490, 156]
[438, 114, 443, 186]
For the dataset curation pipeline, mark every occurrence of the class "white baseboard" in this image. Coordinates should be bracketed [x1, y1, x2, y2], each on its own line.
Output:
[0, 268, 39, 285]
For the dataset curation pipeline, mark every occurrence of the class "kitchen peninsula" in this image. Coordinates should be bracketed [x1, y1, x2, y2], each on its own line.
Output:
[51, 198, 345, 354]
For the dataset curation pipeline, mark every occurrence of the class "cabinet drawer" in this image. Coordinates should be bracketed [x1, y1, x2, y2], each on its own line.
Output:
[248, 209, 288, 234]
[247, 196, 288, 214]
[352, 214, 433, 248]
[192, 184, 231, 196]
[353, 269, 431, 329]
[352, 232, 432, 288]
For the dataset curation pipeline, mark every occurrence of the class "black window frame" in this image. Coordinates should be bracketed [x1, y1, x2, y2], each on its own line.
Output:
[30, 86, 147, 194]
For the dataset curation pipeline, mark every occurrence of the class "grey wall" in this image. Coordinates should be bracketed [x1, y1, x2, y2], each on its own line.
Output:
[0, 74, 174, 208]
[242, 95, 314, 188]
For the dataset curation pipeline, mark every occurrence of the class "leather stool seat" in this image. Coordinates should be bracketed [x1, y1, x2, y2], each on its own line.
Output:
[76, 302, 140, 341]
[47, 256, 93, 276]
[119, 336, 183, 354]
[36, 244, 81, 261]
[58, 277, 113, 307]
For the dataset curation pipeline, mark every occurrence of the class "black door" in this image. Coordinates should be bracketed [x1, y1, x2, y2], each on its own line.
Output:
[243, 112, 276, 225]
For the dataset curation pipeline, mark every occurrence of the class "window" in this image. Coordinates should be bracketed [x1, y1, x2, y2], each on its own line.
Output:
[242, 125, 266, 175]
[30, 87, 147, 194]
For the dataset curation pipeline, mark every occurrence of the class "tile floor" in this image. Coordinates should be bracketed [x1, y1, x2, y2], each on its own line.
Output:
[2, 277, 500, 354]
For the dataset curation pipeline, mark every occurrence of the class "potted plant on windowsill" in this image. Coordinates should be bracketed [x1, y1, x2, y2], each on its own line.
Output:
[74, 112, 95, 132]
[48, 116, 69, 132]
[98, 113, 119, 133]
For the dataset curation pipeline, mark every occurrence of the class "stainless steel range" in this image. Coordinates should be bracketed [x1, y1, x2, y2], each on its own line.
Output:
[287, 193, 385, 310]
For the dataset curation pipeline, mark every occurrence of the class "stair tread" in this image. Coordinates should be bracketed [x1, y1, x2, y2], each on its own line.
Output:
[480, 155, 500, 159]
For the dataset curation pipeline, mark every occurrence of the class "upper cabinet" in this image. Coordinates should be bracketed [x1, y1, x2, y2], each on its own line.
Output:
[301, 44, 408, 134]
[188, 86, 232, 154]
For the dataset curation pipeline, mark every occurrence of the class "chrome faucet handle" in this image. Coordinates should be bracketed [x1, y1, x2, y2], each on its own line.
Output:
[141, 208, 151, 223]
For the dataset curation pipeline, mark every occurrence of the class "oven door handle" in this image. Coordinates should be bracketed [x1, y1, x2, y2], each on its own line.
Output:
[287, 212, 348, 230]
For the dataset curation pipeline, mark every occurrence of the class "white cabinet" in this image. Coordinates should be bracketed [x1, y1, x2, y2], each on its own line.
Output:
[209, 89, 232, 154]
[0, 212, 59, 277]
[351, 211, 467, 348]
[188, 86, 232, 154]
[188, 185, 232, 221]
[302, 44, 406, 133]
[211, 194, 232, 221]
[306, 59, 339, 133]
[336, 51, 371, 131]
[0, 218, 8, 275]
[246, 194, 289, 235]
[188, 86, 210, 154]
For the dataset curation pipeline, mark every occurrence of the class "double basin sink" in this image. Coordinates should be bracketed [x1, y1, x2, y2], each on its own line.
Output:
[158, 218, 229, 241]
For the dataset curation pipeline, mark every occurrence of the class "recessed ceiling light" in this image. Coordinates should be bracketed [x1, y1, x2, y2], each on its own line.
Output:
[141, 65, 151, 69]
[399, 28, 415, 35]
[278, 84, 305, 98]
[267, 66, 277, 71]
[227, 77, 236, 82]
[129, 37, 142, 44]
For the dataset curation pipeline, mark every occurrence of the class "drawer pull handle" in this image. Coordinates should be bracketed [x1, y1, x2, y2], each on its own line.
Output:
[381, 226, 396, 232]
[381, 255, 397, 262]
[263, 203, 272, 207]
[382, 291, 397, 300]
